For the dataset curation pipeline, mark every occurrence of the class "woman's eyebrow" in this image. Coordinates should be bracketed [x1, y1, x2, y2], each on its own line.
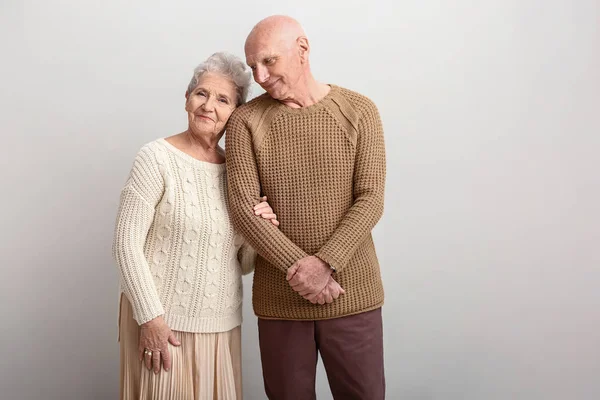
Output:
[217, 92, 233, 101]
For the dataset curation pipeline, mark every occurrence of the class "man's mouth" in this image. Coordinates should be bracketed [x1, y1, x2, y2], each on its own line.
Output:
[263, 80, 278, 89]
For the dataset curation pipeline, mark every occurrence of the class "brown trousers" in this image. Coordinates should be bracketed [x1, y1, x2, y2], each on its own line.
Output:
[258, 308, 385, 400]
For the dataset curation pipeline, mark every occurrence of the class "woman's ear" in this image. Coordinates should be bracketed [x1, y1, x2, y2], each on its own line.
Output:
[184, 90, 192, 111]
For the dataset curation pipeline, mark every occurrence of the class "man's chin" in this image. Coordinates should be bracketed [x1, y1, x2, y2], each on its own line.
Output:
[265, 87, 283, 99]
[262, 83, 283, 98]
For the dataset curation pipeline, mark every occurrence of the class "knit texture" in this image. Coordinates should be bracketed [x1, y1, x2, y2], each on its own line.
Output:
[226, 84, 386, 320]
[113, 138, 254, 333]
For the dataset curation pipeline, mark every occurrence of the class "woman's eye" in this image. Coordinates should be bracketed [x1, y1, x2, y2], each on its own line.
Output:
[196, 91, 206, 96]
[219, 98, 229, 104]
[265, 58, 273, 64]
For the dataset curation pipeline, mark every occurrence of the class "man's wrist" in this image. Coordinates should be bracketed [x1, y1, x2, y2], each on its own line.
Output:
[315, 255, 335, 273]
[315, 254, 337, 272]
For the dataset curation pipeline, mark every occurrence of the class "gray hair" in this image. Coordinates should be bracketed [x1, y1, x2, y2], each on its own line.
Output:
[186, 52, 252, 106]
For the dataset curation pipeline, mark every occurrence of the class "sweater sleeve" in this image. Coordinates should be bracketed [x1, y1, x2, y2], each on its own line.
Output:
[315, 99, 386, 273]
[226, 111, 308, 273]
[237, 241, 257, 275]
[112, 145, 165, 325]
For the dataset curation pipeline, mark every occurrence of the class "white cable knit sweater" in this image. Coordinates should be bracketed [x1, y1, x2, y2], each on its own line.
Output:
[113, 138, 255, 333]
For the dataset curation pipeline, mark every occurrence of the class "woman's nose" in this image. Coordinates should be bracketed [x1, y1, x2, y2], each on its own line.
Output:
[201, 96, 215, 111]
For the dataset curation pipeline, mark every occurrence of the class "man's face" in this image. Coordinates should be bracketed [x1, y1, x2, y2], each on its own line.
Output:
[245, 37, 303, 100]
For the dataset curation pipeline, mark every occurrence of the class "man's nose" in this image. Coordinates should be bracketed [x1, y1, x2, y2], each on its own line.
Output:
[255, 65, 269, 84]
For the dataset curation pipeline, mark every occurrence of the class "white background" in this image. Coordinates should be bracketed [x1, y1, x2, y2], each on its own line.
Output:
[1, 0, 599, 399]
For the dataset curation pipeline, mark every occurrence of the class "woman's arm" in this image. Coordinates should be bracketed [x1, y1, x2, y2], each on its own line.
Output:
[113, 143, 181, 374]
[112, 143, 165, 325]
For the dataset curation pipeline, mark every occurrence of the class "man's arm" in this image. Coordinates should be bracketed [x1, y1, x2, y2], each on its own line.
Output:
[226, 111, 308, 274]
[314, 98, 386, 273]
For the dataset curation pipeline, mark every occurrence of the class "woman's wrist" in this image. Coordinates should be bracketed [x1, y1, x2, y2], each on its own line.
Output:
[141, 315, 165, 327]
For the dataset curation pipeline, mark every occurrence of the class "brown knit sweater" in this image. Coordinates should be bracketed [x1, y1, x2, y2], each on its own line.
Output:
[225, 84, 386, 320]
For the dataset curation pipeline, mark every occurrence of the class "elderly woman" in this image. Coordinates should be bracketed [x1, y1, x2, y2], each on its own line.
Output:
[113, 52, 275, 399]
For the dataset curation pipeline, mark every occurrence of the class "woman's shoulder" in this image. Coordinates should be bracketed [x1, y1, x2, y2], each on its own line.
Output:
[137, 137, 169, 155]
[123, 138, 172, 184]
[133, 138, 171, 165]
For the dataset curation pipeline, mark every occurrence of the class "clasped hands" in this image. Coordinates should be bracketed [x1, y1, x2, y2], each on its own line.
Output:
[253, 200, 345, 305]
[286, 256, 345, 305]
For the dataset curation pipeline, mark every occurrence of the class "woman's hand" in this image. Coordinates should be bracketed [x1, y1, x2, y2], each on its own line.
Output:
[139, 315, 181, 374]
[254, 196, 279, 227]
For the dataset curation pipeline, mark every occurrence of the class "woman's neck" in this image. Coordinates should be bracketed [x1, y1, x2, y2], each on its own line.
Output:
[165, 130, 224, 163]
[186, 129, 220, 152]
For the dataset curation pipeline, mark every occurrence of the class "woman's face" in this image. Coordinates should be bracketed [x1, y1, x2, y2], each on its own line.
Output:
[185, 73, 238, 137]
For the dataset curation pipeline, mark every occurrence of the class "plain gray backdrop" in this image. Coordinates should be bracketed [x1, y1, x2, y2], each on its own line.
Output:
[1, 0, 599, 399]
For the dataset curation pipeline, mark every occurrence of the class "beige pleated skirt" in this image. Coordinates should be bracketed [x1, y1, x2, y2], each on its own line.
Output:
[119, 295, 242, 400]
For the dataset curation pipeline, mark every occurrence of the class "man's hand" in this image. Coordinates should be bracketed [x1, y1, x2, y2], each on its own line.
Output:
[286, 256, 332, 297]
[305, 276, 346, 304]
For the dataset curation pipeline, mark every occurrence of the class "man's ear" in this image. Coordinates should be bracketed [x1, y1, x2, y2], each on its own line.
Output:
[297, 36, 310, 63]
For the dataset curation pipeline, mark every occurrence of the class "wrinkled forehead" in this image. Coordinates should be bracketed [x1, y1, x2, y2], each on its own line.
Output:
[245, 49, 277, 65]
[192, 73, 237, 96]
[245, 34, 291, 64]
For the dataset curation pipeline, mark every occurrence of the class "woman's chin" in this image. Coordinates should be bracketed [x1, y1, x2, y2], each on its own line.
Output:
[191, 125, 222, 138]
[192, 120, 214, 131]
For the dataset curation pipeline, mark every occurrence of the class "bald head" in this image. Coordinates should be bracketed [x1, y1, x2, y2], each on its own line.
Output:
[244, 15, 314, 101]
[245, 15, 306, 54]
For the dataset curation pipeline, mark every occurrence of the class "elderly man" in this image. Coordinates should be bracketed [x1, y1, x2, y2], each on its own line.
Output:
[226, 15, 386, 399]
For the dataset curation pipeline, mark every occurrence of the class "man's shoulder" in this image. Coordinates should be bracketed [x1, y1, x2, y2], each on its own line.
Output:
[231, 92, 276, 122]
[331, 85, 379, 116]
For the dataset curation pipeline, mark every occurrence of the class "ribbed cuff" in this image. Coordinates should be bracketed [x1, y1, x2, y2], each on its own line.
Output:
[315, 250, 343, 274]
[164, 309, 243, 333]
[129, 294, 165, 325]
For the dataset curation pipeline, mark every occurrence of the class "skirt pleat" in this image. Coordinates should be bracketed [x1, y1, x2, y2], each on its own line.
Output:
[119, 295, 242, 400]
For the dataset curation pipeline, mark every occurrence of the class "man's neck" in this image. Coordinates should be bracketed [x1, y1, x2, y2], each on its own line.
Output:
[279, 75, 330, 109]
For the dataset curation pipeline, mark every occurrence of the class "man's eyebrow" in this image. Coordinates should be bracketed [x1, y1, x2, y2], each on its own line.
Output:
[247, 53, 277, 65]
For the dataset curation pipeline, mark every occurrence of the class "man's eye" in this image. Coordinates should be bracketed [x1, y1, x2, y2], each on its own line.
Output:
[249, 65, 256, 70]
[265, 58, 273, 64]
